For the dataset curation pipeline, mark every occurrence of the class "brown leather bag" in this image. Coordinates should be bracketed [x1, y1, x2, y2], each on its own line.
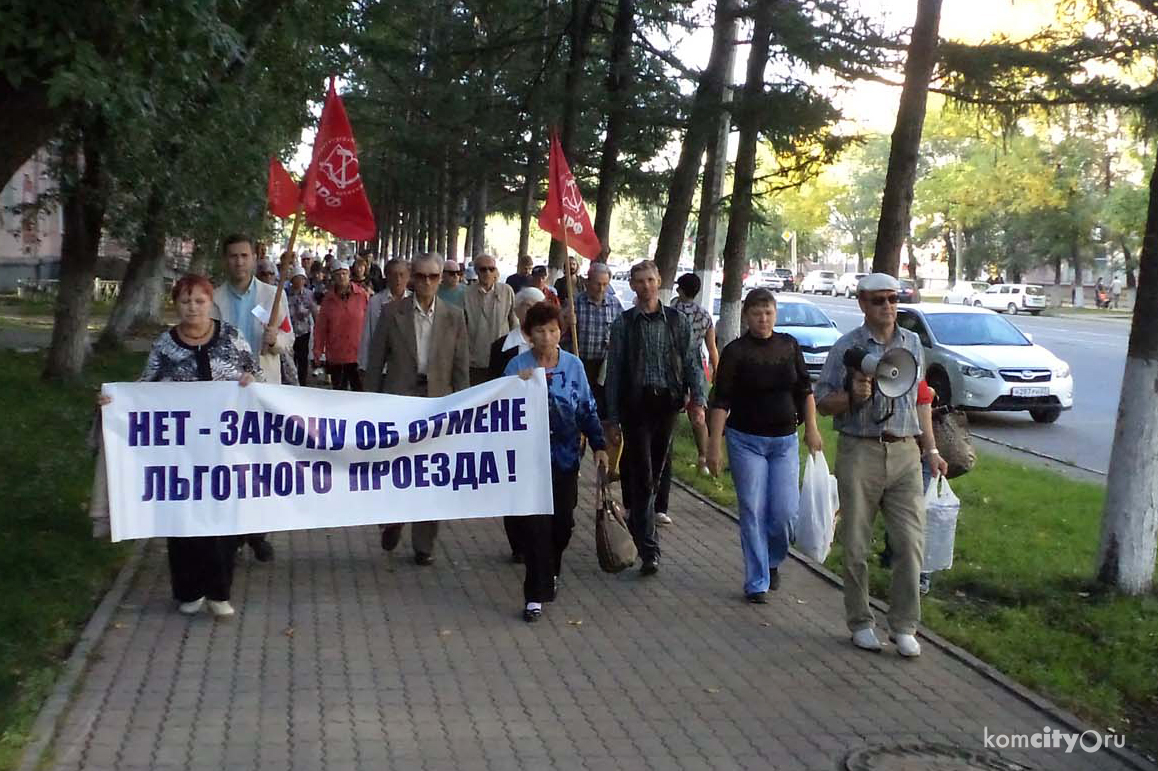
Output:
[595, 470, 637, 573]
[933, 408, 976, 479]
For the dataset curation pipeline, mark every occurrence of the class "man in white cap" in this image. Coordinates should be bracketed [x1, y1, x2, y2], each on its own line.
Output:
[815, 272, 940, 658]
[287, 265, 319, 385]
[315, 259, 370, 391]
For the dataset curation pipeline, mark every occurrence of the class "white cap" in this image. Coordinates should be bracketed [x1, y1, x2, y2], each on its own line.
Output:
[292, 265, 307, 278]
[333, 260, 351, 272]
[857, 273, 901, 293]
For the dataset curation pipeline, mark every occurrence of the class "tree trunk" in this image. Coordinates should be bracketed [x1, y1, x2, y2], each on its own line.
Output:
[871, 0, 942, 276]
[652, 0, 738, 291]
[1121, 236, 1136, 288]
[518, 152, 537, 260]
[471, 177, 487, 258]
[717, 0, 774, 348]
[592, 0, 635, 249]
[98, 188, 168, 348]
[1071, 235, 1085, 307]
[943, 226, 957, 286]
[44, 122, 109, 379]
[693, 12, 738, 315]
[436, 159, 448, 255]
[855, 239, 865, 273]
[1097, 148, 1158, 595]
[446, 184, 460, 263]
[905, 229, 918, 282]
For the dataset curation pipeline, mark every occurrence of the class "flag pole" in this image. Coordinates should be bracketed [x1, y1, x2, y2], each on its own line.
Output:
[561, 225, 579, 356]
[268, 202, 304, 339]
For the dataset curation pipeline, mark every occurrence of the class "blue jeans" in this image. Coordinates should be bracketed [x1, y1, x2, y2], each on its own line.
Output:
[726, 428, 800, 595]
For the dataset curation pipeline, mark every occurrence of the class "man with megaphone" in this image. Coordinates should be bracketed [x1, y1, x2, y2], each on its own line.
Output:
[815, 273, 944, 659]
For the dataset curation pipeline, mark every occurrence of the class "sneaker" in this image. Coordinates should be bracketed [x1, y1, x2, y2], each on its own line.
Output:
[178, 598, 205, 615]
[251, 538, 274, 562]
[919, 573, 931, 596]
[890, 633, 921, 658]
[697, 459, 711, 476]
[768, 567, 781, 591]
[851, 627, 883, 652]
[656, 512, 673, 526]
[746, 592, 768, 604]
[207, 600, 234, 617]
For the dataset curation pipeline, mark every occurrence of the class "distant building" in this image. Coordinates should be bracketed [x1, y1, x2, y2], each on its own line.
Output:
[0, 150, 63, 291]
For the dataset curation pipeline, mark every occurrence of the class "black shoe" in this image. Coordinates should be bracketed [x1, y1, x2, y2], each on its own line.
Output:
[251, 539, 274, 562]
[414, 551, 434, 566]
[746, 592, 768, 604]
[381, 527, 402, 552]
[511, 550, 524, 564]
[640, 558, 659, 576]
[768, 567, 781, 591]
[523, 607, 541, 623]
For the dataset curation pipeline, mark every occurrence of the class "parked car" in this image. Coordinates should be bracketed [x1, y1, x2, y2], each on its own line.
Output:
[746, 269, 784, 290]
[801, 270, 837, 295]
[773, 268, 795, 292]
[835, 272, 868, 298]
[973, 283, 1046, 315]
[896, 304, 1073, 423]
[898, 278, 921, 304]
[943, 280, 991, 306]
[712, 295, 840, 378]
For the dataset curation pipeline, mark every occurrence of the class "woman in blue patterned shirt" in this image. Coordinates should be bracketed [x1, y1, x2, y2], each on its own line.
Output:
[504, 302, 608, 622]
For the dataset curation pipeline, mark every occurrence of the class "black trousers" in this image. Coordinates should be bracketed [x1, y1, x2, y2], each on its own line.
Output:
[327, 363, 362, 391]
[580, 358, 608, 419]
[503, 516, 522, 556]
[655, 452, 672, 515]
[619, 391, 678, 561]
[293, 333, 311, 386]
[517, 467, 579, 603]
[168, 536, 239, 602]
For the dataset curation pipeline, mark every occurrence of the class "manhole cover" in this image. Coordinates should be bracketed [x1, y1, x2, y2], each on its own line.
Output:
[846, 743, 1035, 771]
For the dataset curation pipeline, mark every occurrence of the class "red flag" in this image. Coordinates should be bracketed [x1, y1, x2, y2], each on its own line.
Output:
[303, 79, 377, 240]
[267, 158, 300, 218]
[537, 132, 602, 260]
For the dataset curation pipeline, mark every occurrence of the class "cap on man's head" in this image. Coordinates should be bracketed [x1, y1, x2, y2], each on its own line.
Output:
[531, 265, 548, 278]
[857, 273, 900, 294]
[333, 260, 351, 272]
[292, 266, 307, 279]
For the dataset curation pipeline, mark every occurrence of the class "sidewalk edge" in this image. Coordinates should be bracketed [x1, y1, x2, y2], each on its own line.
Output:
[17, 540, 149, 771]
[672, 477, 1158, 771]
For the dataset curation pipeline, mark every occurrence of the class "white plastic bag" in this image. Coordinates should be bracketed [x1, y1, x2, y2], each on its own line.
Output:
[795, 452, 839, 563]
[922, 476, 961, 572]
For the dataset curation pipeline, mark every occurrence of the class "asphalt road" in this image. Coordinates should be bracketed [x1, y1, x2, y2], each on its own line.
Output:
[802, 293, 1128, 475]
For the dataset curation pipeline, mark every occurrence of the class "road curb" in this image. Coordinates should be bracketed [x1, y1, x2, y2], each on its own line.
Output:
[672, 476, 1158, 771]
[17, 540, 149, 771]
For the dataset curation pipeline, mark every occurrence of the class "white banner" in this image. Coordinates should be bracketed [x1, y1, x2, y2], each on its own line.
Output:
[100, 372, 554, 541]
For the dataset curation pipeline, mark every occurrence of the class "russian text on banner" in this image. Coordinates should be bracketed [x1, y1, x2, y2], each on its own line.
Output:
[100, 371, 554, 541]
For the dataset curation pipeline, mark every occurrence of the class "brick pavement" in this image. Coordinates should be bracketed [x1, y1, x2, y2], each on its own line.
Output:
[39, 465, 1148, 771]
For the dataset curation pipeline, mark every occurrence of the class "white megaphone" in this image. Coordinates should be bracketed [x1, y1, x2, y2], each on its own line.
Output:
[842, 346, 918, 398]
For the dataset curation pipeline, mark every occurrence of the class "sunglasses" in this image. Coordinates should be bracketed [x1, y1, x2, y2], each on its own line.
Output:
[868, 294, 899, 306]
[413, 272, 441, 282]
[443, 269, 462, 276]
[476, 266, 497, 273]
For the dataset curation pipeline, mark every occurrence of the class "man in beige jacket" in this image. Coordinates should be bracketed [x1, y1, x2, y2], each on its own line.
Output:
[462, 253, 518, 385]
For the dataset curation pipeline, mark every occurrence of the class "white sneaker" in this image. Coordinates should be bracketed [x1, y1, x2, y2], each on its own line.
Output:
[207, 600, 235, 618]
[851, 627, 882, 652]
[178, 598, 205, 615]
[890, 633, 921, 658]
[656, 512, 673, 526]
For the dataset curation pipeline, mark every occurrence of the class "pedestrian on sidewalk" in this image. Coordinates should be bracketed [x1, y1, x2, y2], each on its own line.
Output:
[604, 260, 707, 576]
[288, 266, 319, 386]
[486, 287, 547, 564]
[358, 257, 411, 375]
[1111, 275, 1123, 309]
[505, 302, 608, 622]
[98, 274, 261, 618]
[438, 259, 466, 308]
[706, 288, 823, 604]
[365, 252, 470, 565]
[815, 273, 933, 658]
[463, 253, 518, 385]
[314, 260, 370, 391]
[572, 262, 624, 471]
[210, 233, 292, 563]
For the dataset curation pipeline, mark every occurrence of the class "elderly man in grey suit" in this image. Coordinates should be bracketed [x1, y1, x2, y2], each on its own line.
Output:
[365, 251, 470, 565]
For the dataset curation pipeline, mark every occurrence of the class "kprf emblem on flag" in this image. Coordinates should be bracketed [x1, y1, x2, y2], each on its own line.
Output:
[302, 79, 376, 240]
[537, 131, 602, 260]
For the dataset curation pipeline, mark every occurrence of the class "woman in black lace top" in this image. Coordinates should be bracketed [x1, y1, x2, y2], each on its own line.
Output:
[706, 289, 823, 603]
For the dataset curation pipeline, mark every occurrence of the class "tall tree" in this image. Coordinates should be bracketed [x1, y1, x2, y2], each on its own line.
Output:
[592, 0, 635, 250]
[871, 0, 943, 276]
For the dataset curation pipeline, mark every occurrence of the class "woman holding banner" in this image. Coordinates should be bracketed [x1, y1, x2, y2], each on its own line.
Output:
[98, 274, 261, 618]
[504, 302, 608, 623]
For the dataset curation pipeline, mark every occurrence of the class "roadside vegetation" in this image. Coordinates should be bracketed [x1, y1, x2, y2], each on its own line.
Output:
[0, 349, 142, 770]
[670, 421, 1158, 761]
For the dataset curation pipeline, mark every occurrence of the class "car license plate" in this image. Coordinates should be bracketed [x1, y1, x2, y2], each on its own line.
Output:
[1011, 387, 1049, 397]
[804, 353, 826, 364]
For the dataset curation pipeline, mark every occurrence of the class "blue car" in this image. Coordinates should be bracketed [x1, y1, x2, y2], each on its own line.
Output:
[712, 295, 841, 378]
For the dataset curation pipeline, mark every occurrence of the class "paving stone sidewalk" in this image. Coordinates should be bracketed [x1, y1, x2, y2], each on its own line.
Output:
[37, 466, 1149, 771]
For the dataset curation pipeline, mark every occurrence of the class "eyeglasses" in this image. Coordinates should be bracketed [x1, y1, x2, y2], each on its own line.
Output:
[476, 266, 497, 273]
[413, 272, 441, 282]
[868, 294, 899, 306]
[443, 270, 462, 276]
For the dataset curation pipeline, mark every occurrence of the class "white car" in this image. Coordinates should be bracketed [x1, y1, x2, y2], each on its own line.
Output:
[744, 269, 783, 290]
[713, 294, 841, 377]
[801, 270, 837, 295]
[896, 304, 1073, 423]
[835, 272, 868, 298]
[943, 281, 991, 306]
[973, 283, 1047, 315]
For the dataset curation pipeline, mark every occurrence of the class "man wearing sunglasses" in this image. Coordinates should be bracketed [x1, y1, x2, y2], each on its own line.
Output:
[815, 272, 930, 659]
[438, 259, 466, 308]
[463, 253, 519, 385]
[365, 252, 470, 566]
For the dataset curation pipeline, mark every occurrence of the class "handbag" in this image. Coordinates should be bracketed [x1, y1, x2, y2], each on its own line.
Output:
[932, 408, 975, 479]
[595, 468, 637, 573]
